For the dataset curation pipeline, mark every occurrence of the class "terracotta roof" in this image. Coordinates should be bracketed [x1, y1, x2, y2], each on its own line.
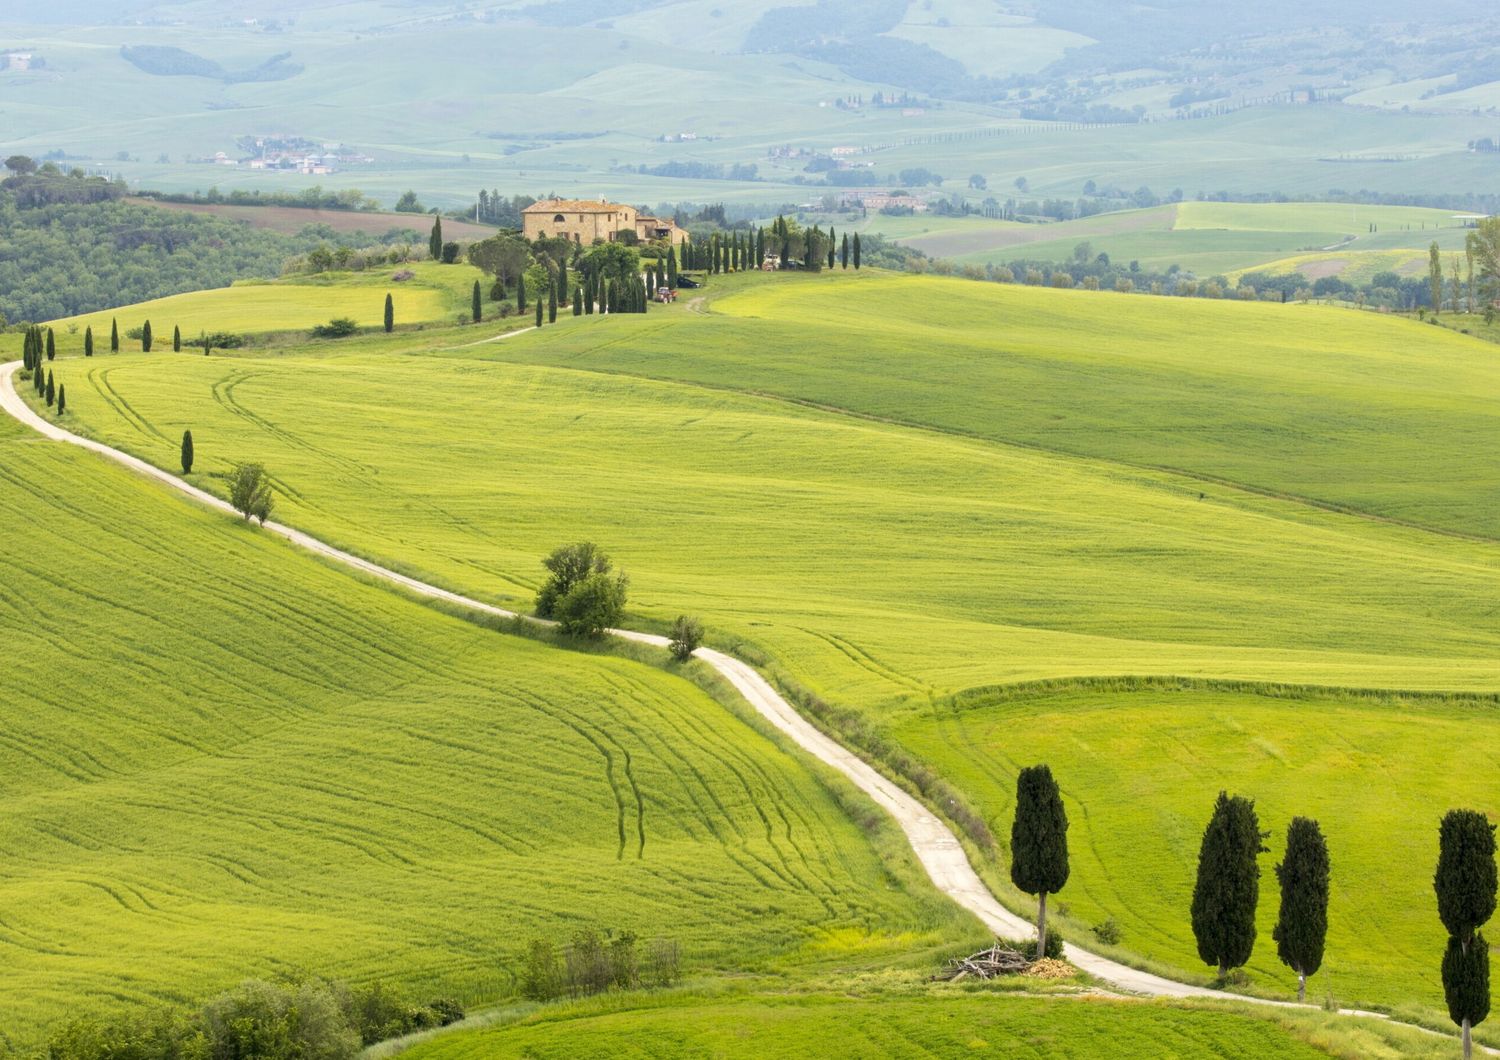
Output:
[522, 199, 632, 214]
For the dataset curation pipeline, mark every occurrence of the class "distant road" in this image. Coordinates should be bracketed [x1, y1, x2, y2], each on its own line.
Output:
[1, 360, 1485, 1050]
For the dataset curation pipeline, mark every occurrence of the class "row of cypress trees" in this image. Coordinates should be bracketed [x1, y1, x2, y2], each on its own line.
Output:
[672, 224, 862, 275]
[1008, 765, 1497, 1051]
[21, 336, 64, 413]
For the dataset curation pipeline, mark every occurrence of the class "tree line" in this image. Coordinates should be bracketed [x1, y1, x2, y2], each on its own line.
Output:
[1008, 765, 1494, 1056]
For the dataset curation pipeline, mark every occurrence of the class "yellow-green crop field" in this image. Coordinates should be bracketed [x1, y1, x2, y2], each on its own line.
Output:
[0, 410, 970, 1054]
[15, 267, 1500, 1042]
[400, 992, 1369, 1059]
[43, 261, 483, 339]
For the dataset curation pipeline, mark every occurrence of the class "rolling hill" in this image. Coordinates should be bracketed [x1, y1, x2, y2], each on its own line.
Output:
[24, 265, 1500, 1025]
[0, 399, 972, 1054]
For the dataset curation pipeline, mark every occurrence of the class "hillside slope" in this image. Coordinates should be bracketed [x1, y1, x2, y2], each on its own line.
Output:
[0, 410, 968, 1053]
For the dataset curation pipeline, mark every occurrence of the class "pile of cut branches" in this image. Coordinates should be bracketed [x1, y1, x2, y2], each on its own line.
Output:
[933, 942, 1032, 982]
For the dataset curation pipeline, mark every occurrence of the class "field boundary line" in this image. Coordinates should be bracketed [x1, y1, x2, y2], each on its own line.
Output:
[1, 360, 1490, 1051]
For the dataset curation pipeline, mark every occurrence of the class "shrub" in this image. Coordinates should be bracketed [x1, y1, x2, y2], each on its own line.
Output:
[392, 269, 415, 282]
[1091, 918, 1123, 946]
[556, 571, 628, 637]
[200, 979, 359, 1060]
[312, 318, 358, 339]
[441, 241, 461, 264]
[668, 615, 703, 660]
[1022, 929, 1065, 960]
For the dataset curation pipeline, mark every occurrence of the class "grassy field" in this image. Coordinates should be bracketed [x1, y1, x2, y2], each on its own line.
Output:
[870, 202, 1471, 276]
[44, 261, 484, 338]
[893, 683, 1500, 1012]
[0, 408, 971, 1054]
[21, 268, 1500, 1025]
[398, 993, 1357, 1059]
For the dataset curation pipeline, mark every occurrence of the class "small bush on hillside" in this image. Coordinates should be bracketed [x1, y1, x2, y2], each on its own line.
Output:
[1091, 918, 1123, 946]
[392, 269, 415, 282]
[522, 930, 681, 1002]
[1016, 930, 1065, 961]
[312, 317, 358, 339]
[50, 977, 462, 1059]
[668, 615, 703, 660]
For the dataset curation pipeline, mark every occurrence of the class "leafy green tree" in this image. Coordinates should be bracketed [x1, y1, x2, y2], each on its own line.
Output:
[668, 615, 703, 661]
[173, 325, 181, 352]
[142, 320, 152, 352]
[556, 571, 628, 637]
[429, 215, 443, 261]
[1010, 764, 1070, 956]
[181, 429, 194, 474]
[1468, 217, 1500, 309]
[111, 317, 119, 352]
[384, 293, 394, 333]
[536, 542, 613, 618]
[228, 463, 274, 524]
[394, 190, 425, 213]
[472, 280, 482, 323]
[1191, 792, 1268, 978]
[1430, 242, 1444, 313]
[468, 234, 533, 290]
[1273, 817, 1329, 1001]
[1436, 809, 1497, 1057]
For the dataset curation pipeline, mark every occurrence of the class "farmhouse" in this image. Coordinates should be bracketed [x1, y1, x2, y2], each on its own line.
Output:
[523, 199, 689, 247]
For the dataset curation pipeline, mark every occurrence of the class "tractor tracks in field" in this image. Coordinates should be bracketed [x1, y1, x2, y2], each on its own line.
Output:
[2, 360, 1490, 1054]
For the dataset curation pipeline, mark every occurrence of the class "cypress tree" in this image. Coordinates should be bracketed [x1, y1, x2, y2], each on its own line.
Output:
[1010, 764, 1070, 956]
[573, 287, 583, 315]
[472, 280, 483, 323]
[535, 297, 544, 327]
[584, 274, 595, 314]
[56, 383, 65, 415]
[46, 328, 55, 361]
[22, 327, 33, 370]
[548, 282, 557, 323]
[384, 293, 394, 333]
[181, 429, 194, 474]
[517, 273, 528, 314]
[827, 227, 837, 270]
[429, 215, 443, 261]
[111, 318, 120, 352]
[842, 233, 850, 269]
[45, 371, 54, 407]
[1445, 936, 1491, 1060]
[142, 320, 153, 353]
[667, 246, 678, 288]
[173, 325, 182, 352]
[1273, 817, 1330, 1002]
[1436, 809, 1497, 1059]
[853, 233, 862, 270]
[558, 259, 569, 305]
[84, 326, 93, 357]
[1190, 792, 1268, 978]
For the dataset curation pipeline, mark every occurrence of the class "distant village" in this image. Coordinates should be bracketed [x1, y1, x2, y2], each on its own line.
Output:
[196, 135, 374, 175]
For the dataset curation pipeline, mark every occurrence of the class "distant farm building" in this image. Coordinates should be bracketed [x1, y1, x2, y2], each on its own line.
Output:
[523, 199, 689, 247]
[4, 53, 34, 71]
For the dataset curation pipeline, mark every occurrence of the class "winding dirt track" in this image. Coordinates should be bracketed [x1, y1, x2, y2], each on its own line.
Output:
[1, 359, 1482, 1045]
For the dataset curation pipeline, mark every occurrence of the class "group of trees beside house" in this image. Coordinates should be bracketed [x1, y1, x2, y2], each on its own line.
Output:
[1010, 765, 1495, 1056]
